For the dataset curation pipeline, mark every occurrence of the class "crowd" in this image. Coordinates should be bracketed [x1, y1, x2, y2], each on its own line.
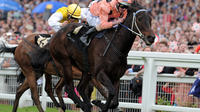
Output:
[0, 0, 200, 64]
[0, 0, 90, 68]
[0, 0, 200, 109]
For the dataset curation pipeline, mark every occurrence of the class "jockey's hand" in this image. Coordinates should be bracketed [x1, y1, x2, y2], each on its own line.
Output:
[62, 21, 69, 26]
[118, 17, 125, 23]
[112, 18, 124, 25]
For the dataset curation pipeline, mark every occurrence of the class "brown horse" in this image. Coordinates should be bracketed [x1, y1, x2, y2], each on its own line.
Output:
[0, 34, 104, 112]
[0, 34, 79, 112]
[31, 2, 155, 112]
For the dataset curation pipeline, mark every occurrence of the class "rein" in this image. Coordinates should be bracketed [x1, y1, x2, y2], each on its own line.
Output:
[103, 34, 127, 59]
[120, 9, 149, 42]
[102, 27, 119, 56]
[102, 9, 148, 58]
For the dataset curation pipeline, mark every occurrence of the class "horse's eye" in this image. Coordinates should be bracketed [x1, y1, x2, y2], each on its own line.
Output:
[138, 17, 142, 22]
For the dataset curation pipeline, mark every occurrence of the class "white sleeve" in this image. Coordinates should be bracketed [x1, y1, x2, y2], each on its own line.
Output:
[48, 12, 63, 32]
[81, 8, 89, 20]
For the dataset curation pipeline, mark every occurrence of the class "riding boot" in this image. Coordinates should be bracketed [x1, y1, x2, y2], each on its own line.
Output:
[80, 27, 97, 46]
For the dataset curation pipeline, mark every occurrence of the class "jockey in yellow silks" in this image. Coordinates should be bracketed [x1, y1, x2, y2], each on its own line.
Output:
[48, 4, 81, 32]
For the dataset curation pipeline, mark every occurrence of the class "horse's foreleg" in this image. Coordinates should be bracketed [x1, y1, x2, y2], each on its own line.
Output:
[12, 79, 29, 112]
[62, 63, 91, 112]
[85, 82, 94, 100]
[94, 70, 116, 112]
[91, 78, 108, 99]
[26, 72, 44, 112]
[55, 77, 66, 111]
[44, 75, 63, 111]
[77, 72, 92, 109]
[109, 81, 120, 109]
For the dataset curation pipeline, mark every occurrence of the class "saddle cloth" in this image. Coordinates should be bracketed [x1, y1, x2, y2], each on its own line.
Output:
[73, 25, 105, 39]
[35, 34, 51, 48]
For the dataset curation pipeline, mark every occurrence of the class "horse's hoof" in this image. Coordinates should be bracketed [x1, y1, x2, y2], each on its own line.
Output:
[109, 101, 119, 109]
[101, 109, 108, 112]
[92, 100, 107, 111]
[92, 100, 103, 106]
[61, 105, 66, 111]
[81, 103, 91, 112]
[87, 102, 93, 108]
[58, 107, 64, 112]
[76, 103, 81, 108]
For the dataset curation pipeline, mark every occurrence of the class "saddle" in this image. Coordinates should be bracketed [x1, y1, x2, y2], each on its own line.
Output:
[35, 34, 51, 48]
[67, 25, 105, 47]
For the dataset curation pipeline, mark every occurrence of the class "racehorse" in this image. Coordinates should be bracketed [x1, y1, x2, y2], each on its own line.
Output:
[31, 1, 155, 112]
[0, 34, 108, 112]
[0, 34, 81, 112]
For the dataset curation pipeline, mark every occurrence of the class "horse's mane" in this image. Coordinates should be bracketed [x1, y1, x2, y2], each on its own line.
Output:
[128, 1, 146, 13]
[131, 1, 145, 9]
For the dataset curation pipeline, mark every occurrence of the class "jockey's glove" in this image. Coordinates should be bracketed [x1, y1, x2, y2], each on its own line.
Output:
[112, 17, 124, 26]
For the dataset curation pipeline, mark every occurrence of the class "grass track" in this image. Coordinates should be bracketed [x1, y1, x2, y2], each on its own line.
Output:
[0, 104, 76, 112]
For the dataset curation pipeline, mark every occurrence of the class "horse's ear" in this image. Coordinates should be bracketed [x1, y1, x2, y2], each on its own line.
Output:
[147, 9, 152, 13]
[147, 9, 153, 18]
[130, 1, 143, 11]
[132, 1, 139, 6]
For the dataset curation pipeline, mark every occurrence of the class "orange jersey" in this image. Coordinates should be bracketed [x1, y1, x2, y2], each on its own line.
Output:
[90, 0, 127, 29]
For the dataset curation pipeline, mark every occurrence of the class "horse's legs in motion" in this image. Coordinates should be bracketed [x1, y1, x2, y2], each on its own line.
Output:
[44, 75, 65, 112]
[91, 78, 108, 99]
[77, 72, 92, 108]
[55, 77, 66, 111]
[60, 59, 91, 112]
[12, 79, 29, 112]
[85, 82, 95, 100]
[24, 70, 44, 112]
[95, 70, 116, 112]
[109, 81, 120, 109]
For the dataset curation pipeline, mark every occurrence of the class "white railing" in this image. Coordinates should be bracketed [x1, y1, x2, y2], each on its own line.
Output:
[128, 51, 200, 112]
[0, 51, 200, 112]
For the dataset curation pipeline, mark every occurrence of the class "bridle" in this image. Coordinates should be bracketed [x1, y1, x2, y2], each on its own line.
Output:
[103, 9, 151, 57]
[120, 9, 150, 44]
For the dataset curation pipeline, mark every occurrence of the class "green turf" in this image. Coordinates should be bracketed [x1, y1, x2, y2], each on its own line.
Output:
[0, 104, 76, 112]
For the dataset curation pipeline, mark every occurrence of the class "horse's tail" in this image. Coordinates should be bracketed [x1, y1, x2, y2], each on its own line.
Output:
[30, 47, 51, 69]
[0, 44, 16, 54]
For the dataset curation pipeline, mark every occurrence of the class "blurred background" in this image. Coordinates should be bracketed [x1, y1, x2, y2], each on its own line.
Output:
[0, 0, 200, 112]
[0, 0, 200, 54]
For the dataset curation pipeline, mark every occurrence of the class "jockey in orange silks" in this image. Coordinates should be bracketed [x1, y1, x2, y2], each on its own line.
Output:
[80, 0, 132, 45]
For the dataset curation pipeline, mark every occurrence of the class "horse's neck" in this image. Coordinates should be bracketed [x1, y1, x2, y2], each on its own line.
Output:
[113, 26, 135, 56]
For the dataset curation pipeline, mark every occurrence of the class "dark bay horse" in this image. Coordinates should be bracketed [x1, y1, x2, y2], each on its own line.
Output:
[32, 2, 155, 112]
[0, 34, 98, 112]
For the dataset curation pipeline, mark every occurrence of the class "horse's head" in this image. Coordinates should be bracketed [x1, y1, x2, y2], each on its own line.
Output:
[123, 1, 155, 46]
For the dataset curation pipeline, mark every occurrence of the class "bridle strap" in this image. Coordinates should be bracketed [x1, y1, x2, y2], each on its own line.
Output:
[120, 9, 148, 39]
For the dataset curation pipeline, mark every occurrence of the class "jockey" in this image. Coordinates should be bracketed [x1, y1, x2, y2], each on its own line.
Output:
[80, 0, 132, 46]
[48, 4, 81, 32]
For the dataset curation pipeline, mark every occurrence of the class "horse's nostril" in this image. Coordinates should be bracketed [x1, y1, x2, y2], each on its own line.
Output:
[148, 36, 155, 43]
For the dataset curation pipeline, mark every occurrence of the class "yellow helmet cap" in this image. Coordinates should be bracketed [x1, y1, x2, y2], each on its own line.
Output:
[67, 4, 81, 19]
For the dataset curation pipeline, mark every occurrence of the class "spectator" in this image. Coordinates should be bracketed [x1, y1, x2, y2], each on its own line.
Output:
[1, 0, 200, 110]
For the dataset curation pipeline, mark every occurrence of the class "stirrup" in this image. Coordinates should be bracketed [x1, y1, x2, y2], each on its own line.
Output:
[82, 40, 89, 46]
[80, 36, 89, 46]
